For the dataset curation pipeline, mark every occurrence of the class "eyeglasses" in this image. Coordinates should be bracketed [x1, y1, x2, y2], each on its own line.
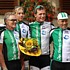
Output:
[8, 19, 17, 22]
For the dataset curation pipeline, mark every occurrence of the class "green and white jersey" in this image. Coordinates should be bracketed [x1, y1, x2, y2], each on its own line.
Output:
[15, 22, 30, 38]
[0, 29, 20, 61]
[50, 27, 70, 62]
[29, 21, 54, 55]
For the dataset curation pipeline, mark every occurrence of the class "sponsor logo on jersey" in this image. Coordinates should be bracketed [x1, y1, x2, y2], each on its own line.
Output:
[22, 29, 26, 33]
[42, 31, 46, 35]
[64, 35, 69, 40]
[42, 25, 50, 29]
[42, 26, 46, 29]
[65, 30, 69, 34]
[66, 58, 70, 61]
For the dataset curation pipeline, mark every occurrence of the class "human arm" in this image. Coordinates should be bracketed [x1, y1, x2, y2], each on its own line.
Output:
[49, 36, 54, 58]
[50, 42, 54, 59]
[20, 52, 25, 70]
[0, 31, 8, 70]
[0, 44, 8, 70]
[49, 29, 54, 59]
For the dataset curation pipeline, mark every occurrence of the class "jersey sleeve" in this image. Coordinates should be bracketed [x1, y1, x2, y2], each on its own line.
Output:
[49, 29, 54, 44]
[50, 22, 55, 29]
[0, 31, 4, 44]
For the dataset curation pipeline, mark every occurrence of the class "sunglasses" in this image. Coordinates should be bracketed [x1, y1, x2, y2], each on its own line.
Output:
[8, 19, 17, 21]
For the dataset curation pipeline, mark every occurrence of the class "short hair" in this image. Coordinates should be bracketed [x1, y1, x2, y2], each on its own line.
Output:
[14, 6, 24, 14]
[4, 12, 15, 24]
[34, 5, 46, 14]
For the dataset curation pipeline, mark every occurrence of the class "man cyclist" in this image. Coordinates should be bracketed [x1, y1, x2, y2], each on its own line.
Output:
[50, 12, 70, 70]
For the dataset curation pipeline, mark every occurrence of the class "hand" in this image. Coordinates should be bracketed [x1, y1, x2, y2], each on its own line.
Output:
[3, 67, 8, 70]
[21, 65, 24, 70]
[50, 53, 52, 58]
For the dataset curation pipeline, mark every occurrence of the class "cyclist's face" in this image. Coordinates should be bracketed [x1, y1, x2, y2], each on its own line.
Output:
[57, 19, 68, 29]
[34, 9, 46, 23]
[15, 9, 24, 22]
[6, 15, 17, 30]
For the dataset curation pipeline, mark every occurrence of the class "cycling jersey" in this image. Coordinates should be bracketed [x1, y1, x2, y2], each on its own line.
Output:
[50, 27, 70, 62]
[29, 21, 54, 55]
[15, 22, 30, 38]
[0, 29, 20, 61]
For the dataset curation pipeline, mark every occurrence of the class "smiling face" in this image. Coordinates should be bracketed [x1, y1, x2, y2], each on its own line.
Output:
[6, 15, 17, 30]
[34, 9, 46, 23]
[57, 12, 69, 29]
[15, 7, 25, 22]
[57, 19, 68, 29]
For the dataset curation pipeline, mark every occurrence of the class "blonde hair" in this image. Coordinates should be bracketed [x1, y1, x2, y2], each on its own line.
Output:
[14, 6, 24, 13]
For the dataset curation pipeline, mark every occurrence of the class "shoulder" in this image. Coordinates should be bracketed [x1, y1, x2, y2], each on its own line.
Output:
[50, 27, 58, 34]
[0, 29, 5, 41]
[44, 21, 54, 25]
[43, 21, 50, 25]
[43, 21, 55, 29]
[0, 28, 6, 35]
[19, 21, 29, 29]
[22, 21, 29, 26]
[0, 24, 6, 32]
[43, 21, 54, 27]
[29, 22, 34, 25]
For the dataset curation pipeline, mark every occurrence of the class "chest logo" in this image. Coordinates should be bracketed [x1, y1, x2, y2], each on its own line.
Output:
[42, 26, 46, 29]
[22, 29, 26, 33]
[64, 35, 69, 40]
[42, 31, 46, 35]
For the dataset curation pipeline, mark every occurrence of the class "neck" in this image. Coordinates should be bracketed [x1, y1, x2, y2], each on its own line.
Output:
[36, 21, 44, 23]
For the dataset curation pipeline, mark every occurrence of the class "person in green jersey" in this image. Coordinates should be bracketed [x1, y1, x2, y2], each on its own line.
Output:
[29, 5, 54, 70]
[50, 12, 70, 70]
[0, 12, 22, 70]
[14, 6, 30, 70]
[14, 6, 30, 38]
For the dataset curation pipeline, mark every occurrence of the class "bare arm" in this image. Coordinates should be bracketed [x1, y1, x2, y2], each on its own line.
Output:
[0, 44, 7, 70]
[20, 52, 25, 70]
[50, 42, 53, 58]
